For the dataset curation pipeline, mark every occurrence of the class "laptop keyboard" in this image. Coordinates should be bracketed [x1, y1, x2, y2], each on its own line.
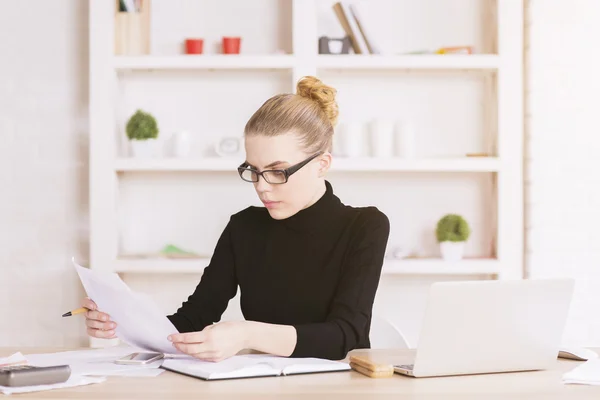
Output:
[395, 364, 414, 371]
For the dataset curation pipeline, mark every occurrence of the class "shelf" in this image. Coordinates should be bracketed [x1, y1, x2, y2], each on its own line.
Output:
[112, 257, 500, 276]
[112, 55, 499, 71]
[382, 258, 500, 275]
[113, 55, 296, 70]
[114, 157, 501, 173]
[115, 158, 240, 172]
[114, 257, 209, 274]
[316, 54, 500, 70]
[332, 157, 500, 172]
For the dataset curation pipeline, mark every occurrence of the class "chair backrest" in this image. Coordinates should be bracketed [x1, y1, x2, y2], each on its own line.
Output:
[369, 314, 410, 349]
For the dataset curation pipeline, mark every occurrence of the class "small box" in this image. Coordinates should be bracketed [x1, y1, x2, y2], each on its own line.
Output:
[349, 355, 394, 378]
[114, 0, 150, 55]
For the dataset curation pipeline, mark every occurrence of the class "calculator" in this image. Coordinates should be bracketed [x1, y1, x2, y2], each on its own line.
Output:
[0, 364, 71, 387]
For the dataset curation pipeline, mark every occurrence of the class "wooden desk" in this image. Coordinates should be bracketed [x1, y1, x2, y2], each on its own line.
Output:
[2, 348, 599, 399]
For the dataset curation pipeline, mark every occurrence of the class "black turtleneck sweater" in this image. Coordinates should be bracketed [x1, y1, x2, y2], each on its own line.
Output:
[167, 181, 390, 360]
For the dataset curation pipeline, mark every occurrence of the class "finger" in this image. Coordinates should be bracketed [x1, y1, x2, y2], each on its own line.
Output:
[86, 310, 111, 322]
[87, 327, 115, 339]
[169, 331, 207, 344]
[173, 342, 211, 355]
[86, 319, 116, 330]
[82, 298, 97, 311]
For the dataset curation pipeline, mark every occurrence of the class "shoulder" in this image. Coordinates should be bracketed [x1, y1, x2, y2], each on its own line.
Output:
[227, 206, 269, 229]
[342, 205, 390, 239]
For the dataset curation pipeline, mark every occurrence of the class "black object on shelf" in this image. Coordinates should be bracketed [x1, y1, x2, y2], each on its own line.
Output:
[318, 36, 351, 54]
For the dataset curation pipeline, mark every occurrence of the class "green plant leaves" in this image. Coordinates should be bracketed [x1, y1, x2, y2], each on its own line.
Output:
[436, 214, 471, 242]
[126, 109, 159, 140]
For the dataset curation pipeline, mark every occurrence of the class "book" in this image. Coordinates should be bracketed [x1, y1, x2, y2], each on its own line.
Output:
[332, 2, 369, 54]
[161, 354, 351, 381]
[347, 2, 381, 54]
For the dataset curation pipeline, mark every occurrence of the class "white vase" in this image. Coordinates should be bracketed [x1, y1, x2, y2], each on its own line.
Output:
[440, 241, 465, 262]
[172, 131, 191, 158]
[369, 119, 395, 158]
[130, 139, 159, 158]
[338, 123, 364, 158]
[395, 121, 416, 158]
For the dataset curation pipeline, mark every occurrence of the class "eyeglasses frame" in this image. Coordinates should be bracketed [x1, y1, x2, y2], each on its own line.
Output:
[237, 151, 324, 184]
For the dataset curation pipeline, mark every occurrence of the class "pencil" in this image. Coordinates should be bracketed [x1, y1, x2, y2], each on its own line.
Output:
[62, 307, 88, 317]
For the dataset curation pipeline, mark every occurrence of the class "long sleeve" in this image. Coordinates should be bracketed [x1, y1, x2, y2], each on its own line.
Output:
[290, 209, 390, 360]
[167, 218, 238, 333]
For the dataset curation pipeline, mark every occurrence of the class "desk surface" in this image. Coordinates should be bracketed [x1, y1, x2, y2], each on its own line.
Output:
[2, 347, 599, 399]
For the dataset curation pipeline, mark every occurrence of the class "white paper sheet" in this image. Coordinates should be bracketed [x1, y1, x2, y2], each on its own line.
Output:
[73, 259, 180, 355]
[0, 352, 107, 395]
[25, 346, 164, 377]
[0, 375, 106, 395]
[0, 352, 27, 368]
[563, 359, 600, 385]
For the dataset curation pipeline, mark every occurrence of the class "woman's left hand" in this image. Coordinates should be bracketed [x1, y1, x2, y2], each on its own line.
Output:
[168, 321, 249, 362]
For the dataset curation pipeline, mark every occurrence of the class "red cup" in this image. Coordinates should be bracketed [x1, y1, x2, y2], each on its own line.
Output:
[222, 37, 241, 54]
[185, 39, 204, 54]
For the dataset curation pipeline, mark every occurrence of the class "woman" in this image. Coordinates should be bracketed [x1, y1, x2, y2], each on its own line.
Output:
[83, 76, 390, 361]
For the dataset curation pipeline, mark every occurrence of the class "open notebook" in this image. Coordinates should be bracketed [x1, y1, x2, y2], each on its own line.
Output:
[161, 354, 350, 381]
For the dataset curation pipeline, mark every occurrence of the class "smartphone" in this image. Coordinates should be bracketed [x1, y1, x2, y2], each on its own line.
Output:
[114, 352, 164, 365]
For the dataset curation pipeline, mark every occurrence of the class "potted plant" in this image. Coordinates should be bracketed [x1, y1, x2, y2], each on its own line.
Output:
[435, 214, 471, 261]
[126, 109, 159, 158]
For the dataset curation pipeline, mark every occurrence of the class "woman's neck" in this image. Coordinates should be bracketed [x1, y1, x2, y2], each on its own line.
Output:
[302, 180, 327, 211]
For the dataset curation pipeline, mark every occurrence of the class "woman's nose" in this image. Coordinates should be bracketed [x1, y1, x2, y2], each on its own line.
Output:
[254, 175, 272, 192]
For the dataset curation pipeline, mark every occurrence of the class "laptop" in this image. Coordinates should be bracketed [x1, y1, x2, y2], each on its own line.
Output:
[394, 278, 574, 378]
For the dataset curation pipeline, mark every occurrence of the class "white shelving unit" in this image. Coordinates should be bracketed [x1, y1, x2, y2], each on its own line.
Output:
[89, 0, 523, 287]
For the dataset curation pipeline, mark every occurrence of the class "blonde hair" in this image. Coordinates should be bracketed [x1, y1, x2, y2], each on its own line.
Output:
[244, 76, 339, 153]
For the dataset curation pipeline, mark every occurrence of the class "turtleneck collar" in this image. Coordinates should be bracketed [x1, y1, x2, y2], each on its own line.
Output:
[276, 180, 342, 233]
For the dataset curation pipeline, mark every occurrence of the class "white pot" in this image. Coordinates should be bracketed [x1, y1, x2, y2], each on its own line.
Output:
[130, 139, 159, 158]
[338, 123, 364, 158]
[440, 241, 465, 262]
[394, 121, 416, 158]
[172, 131, 191, 158]
[369, 119, 395, 158]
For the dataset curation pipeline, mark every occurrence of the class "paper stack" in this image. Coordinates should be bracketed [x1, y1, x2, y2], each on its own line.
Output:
[0, 346, 164, 395]
[0, 352, 105, 395]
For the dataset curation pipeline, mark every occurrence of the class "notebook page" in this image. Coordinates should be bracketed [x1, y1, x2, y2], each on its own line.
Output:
[241, 355, 351, 376]
[161, 355, 279, 380]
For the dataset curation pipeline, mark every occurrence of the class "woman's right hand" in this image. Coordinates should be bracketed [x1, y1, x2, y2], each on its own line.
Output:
[83, 298, 117, 339]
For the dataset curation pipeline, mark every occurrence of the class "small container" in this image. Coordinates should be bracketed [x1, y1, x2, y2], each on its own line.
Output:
[369, 119, 395, 158]
[338, 123, 364, 158]
[394, 121, 416, 158]
[172, 130, 191, 157]
[222, 37, 241, 54]
[185, 39, 204, 54]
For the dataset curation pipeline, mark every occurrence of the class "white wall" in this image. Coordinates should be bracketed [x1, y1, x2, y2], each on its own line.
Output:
[2, 0, 598, 349]
[525, 0, 600, 346]
[0, 0, 90, 346]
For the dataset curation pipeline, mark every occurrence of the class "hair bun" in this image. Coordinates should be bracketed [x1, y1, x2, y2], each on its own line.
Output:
[296, 76, 339, 127]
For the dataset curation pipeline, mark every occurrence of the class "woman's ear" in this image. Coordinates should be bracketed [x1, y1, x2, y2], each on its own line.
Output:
[318, 152, 332, 177]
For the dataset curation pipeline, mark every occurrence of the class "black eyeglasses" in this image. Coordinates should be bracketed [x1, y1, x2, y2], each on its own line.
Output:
[237, 152, 323, 184]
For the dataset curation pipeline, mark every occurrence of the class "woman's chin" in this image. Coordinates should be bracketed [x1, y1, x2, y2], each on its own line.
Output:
[266, 207, 290, 220]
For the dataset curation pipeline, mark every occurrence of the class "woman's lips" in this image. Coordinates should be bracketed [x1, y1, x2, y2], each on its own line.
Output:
[262, 200, 280, 209]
